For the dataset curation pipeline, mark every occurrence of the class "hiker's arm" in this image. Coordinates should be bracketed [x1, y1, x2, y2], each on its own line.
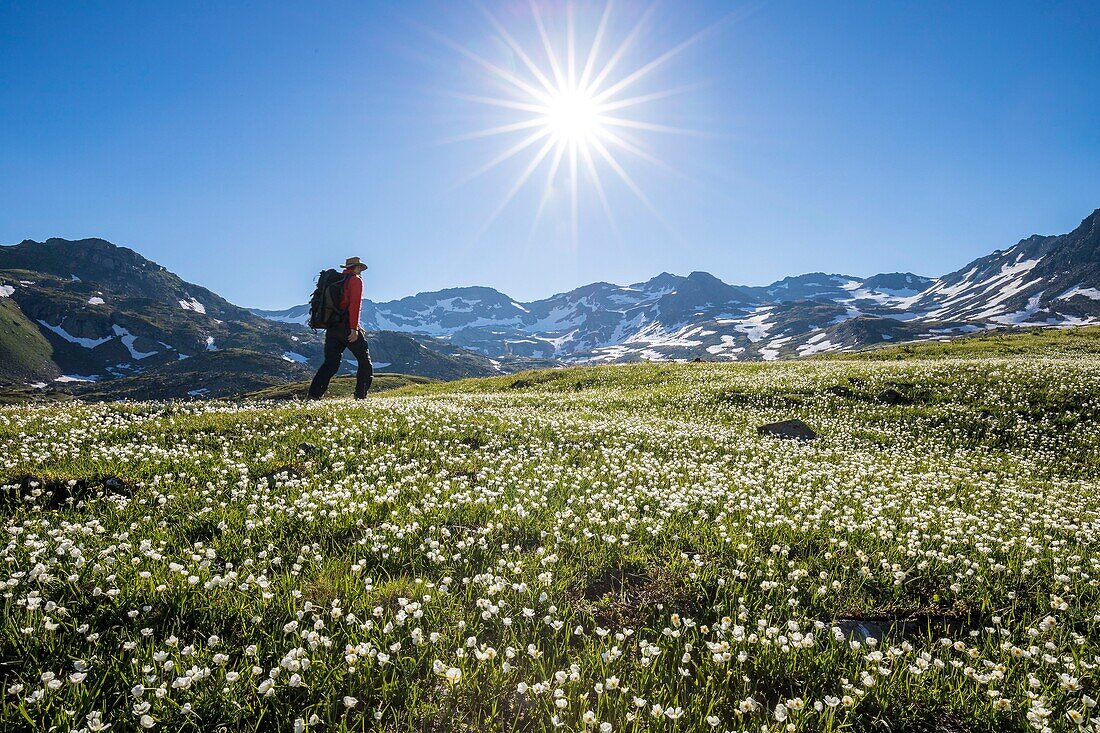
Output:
[346, 277, 363, 330]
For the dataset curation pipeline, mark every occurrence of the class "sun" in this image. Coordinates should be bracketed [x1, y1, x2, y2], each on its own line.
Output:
[439, 1, 716, 242]
[542, 87, 604, 145]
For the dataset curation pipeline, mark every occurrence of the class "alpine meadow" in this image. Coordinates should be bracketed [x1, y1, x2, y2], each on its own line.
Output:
[3, 1, 1100, 732]
[2, 330, 1099, 732]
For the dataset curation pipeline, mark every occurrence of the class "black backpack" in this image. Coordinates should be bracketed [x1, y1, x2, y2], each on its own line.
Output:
[308, 269, 348, 329]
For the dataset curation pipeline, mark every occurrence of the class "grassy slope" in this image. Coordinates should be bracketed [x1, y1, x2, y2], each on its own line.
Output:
[74, 349, 313, 401]
[246, 372, 441, 400]
[0, 296, 55, 383]
[1, 337, 1098, 731]
[821, 323, 1100, 360]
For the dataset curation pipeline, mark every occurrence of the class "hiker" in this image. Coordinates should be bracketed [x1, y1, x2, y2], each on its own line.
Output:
[308, 256, 373, 400]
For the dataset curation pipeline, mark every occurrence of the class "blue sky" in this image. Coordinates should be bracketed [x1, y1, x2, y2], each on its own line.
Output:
[2, 1, 1098, 308]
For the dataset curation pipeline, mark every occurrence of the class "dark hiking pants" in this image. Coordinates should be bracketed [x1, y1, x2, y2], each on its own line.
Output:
[308, 326, 373, 399]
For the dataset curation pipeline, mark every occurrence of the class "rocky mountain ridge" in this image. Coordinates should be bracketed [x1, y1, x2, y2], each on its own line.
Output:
[255, 209, 1100, 362]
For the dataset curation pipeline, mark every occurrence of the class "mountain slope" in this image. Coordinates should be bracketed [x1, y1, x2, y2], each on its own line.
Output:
[0, 295, 56, 384]
[0, 238, 554, 396]
[255, 208, 1100, 364]
[909, 209, 1100, 325]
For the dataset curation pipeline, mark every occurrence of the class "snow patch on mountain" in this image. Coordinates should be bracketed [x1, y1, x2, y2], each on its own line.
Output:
[112, 325, 158, 359]
[990, 292, 1045, 325]
[55, 374, 99, 383]
[728, 308, 774, 342]
[37, 320, 114, 348]
[179, 297, 207, 314]
[797, 332, 838, 356]
[1057, 284, 1100, 301]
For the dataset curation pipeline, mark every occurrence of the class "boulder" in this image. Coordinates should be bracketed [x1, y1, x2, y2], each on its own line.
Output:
[875, 388, 908, 405]
[757, 419, 817, 441]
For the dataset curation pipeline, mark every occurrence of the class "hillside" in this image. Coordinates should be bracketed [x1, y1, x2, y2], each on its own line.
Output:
[0, 295, 56, 384]
[1, 347, 1097, 731]
[824, 323, 1100, 360]
[258, 207, 1100, 362]
[72, 349, 312, 401]
[0, 238, 554, 397]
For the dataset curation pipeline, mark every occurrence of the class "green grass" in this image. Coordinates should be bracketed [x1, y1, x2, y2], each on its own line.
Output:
[0, 296, 54, 383]
[822, 323, 1100, 360]
[247, 373, 441, 400]
[0, 350, 1097, 732]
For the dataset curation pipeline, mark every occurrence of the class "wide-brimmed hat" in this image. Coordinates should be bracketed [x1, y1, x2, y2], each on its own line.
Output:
[341, 256, 368, 270]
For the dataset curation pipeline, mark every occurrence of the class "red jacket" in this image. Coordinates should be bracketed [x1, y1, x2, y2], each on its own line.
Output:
[340, 269, 363, 330]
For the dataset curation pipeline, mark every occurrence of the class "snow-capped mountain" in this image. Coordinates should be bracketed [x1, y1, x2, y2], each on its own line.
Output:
[907, 212, 1100, 326]
[256, 208, 1100, 362]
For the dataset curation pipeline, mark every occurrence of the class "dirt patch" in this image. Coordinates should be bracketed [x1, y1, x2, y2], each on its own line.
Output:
[573, 564, 692, 628]
[458, 435, 490, 449]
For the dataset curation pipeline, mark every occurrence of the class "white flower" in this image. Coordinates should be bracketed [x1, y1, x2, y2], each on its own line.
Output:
[85, 712, 111, 732]
[343, 696, 358, 708]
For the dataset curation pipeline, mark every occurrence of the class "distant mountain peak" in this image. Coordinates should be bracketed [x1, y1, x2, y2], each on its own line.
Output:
[254, 205, 1100, 364]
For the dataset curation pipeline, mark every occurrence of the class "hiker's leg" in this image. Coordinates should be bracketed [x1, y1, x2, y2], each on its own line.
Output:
[308, 330, 345, 399]
[348, 335, 373, 399]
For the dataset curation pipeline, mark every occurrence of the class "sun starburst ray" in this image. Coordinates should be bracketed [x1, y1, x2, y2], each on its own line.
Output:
[528, 140, 569, 241]
[592, 24, 717, 104]
[446, 92, 549, 115]
[566, 4, 577, 92]
[480, 134, 559, 235]
[429, 25, 551, 103]
[457, 126, 554, 185]
[529, 1, 567, 91]
[440, 0, 712, 243]
[599, 127, 691, 181]
[583, 1, 658, 95]
[577, 0, 615, 92]
[579, 141, 620, 240]
[475, 4, 559, 96]
[440, 117, 549, 146]
[592, 83, 702, 113]
[596, 115, 707, 136]
[569, 141, 580, 243]
[589, 135, 660, 218]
